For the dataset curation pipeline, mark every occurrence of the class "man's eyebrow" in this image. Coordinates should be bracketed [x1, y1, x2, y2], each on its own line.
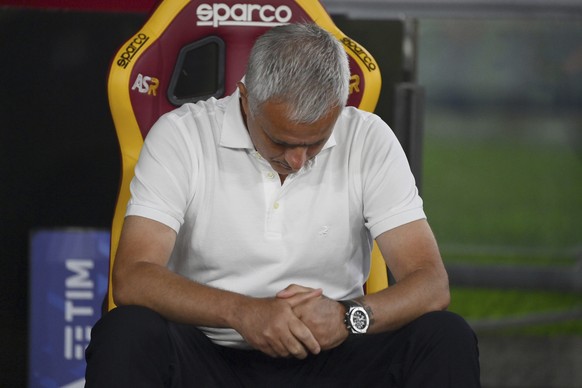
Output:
[271, 137, 326, 148]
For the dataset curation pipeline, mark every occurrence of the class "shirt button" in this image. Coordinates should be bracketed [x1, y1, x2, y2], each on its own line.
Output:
[266, 171, 276, 180]
[273, 202, 280, 209]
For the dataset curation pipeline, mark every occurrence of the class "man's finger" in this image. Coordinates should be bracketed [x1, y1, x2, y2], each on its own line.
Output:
[282, 289, 323, 308]
[277, 283, 314, 298]
[288, 318, 321, 356]
[283, 335, 309, 359]
[277, 286, 322, 301]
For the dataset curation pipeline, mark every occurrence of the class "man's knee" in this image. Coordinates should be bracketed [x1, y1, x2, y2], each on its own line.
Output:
[401, 311, 480, 386]
[85, 306, 175, 386]
[87, 305, 170, 359]
[416, 310, 473, 331]
[410, 310, 479, 357]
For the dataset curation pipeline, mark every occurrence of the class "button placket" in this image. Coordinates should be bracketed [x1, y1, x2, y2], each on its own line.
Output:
[259, 164, 283, 238]
[266, 195, 283, 239]
[265, 171, 276, 180]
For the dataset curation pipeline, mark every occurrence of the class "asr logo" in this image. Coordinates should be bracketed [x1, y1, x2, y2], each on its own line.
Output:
[349, 74, 361, 95]
[132, 74, 159, 96]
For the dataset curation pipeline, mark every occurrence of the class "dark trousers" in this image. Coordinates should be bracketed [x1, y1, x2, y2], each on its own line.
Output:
[85, 305, 480, 387]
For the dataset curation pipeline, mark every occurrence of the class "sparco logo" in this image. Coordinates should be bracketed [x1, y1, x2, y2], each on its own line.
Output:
[196, 3, 292, 28]
[117, 33, 149, 69]
[342, 37, 377, 72]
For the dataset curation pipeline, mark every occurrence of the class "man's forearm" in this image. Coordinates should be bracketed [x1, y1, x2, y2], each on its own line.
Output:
[358, 264, 450, 334]
[113, 260, 247, 327]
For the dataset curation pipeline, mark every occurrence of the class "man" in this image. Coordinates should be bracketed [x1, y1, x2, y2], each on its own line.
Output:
[86, 23, 480, 387]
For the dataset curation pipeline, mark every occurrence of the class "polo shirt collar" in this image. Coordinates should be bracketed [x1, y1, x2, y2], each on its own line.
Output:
[219, 88, 255, 149]
[218, 88, 337, 152]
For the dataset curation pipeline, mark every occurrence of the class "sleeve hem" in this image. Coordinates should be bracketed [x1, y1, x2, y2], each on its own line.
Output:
[126, 204, 182, 233]
[368, 208, 426, 239]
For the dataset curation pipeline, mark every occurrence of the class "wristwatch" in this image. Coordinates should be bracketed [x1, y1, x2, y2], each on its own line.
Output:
[339, 300, 370, 334]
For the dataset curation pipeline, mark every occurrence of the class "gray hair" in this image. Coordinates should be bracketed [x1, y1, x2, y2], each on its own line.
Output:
[245, 23, 349, 124]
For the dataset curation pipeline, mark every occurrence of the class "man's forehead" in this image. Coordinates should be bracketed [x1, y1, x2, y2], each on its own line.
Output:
[259, 111, 335, 147]
[263, 127, 327, 148]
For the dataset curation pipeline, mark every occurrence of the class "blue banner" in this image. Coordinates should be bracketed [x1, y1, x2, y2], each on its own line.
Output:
[29, 229, 110, 388]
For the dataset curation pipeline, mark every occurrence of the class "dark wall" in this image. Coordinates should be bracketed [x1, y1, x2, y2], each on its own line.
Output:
[0, 9, 414, 386]
[0, 8, 147, 386]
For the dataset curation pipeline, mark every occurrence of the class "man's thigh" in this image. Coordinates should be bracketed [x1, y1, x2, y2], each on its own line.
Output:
[221, 318, 413, 387]
[88, 307, 478, 387]
[168, 321, 245, 388]
[85, 305, 243, 388]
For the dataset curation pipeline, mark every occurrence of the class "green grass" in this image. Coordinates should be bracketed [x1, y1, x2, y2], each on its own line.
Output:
[441, 250, 577, 267]
[449, 287, 582, 336]
[449, 287, 582, 319]
[421, 110, 582, 336]
[423, 130, 582, 249]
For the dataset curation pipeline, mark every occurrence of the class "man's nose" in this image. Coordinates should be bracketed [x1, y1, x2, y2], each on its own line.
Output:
[285, 147, 308, 171]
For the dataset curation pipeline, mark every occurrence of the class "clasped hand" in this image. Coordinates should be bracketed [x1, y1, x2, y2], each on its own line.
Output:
[235, 284, 348, 359]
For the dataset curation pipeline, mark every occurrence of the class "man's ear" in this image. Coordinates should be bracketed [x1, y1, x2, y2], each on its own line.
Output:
[237, 82, 248, 100]
[237, 82, 250, 124]
[237, 82, 250, 118]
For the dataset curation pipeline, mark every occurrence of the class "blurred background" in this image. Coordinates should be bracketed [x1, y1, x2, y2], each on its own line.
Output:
[418, 16, 582, 388]
[1, 0, 581, 387]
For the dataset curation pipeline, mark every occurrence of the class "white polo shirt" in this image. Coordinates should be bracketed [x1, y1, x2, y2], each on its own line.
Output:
[127, 89, 425, 347]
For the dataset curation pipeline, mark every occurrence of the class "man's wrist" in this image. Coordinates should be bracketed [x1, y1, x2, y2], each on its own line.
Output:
[226, 293, 257, 331]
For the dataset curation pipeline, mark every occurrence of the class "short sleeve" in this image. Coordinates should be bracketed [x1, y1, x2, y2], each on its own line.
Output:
[360, 115, 426, 238]
[126, 113, 197, 233]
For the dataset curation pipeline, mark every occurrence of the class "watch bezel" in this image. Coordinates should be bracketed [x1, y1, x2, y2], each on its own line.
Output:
[347, 306, 369, 334]
[340, 300, 370, 335]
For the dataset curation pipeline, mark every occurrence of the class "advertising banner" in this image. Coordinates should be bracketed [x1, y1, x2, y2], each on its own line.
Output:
[29, 229, 109, 388]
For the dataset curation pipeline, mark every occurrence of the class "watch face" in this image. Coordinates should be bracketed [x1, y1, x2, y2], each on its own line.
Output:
[349, 307, 369, 333]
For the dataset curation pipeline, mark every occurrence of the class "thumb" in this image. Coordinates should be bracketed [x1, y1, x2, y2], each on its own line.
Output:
[277, 288, 323, 307]
[277, 284, 320, 298]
